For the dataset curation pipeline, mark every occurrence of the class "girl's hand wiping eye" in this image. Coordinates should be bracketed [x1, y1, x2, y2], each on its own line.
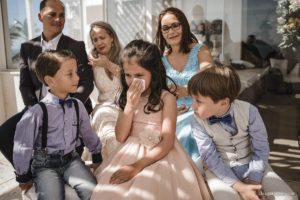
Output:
[125, 78, 144, 111]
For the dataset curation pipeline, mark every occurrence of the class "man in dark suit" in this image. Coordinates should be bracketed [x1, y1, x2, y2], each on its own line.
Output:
[0, 0, 93, 165]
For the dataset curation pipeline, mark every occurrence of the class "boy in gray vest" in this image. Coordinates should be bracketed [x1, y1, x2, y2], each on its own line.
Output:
[188, 64, 297, 200]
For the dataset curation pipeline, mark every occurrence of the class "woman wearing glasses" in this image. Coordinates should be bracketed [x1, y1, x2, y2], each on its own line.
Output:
[155, 7, 213, 167]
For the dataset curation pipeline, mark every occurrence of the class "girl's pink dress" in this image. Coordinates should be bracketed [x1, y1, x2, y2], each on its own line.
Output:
[91, 91, 212, 200]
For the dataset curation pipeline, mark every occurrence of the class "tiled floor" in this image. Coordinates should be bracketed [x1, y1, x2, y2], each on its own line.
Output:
[0, 153, 20, 200]
[256, 92, 300, 198]
[0, 92, 299, 199]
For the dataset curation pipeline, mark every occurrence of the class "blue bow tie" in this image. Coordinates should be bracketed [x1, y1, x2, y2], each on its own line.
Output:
[209, 114, 232, 125]
[59, 99, 73, 108]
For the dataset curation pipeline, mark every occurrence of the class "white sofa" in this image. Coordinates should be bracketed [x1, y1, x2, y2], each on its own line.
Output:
[23, 184, 80, 200]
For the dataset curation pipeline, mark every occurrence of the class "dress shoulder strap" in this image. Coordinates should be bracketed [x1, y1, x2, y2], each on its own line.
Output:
[161, 89, 171, 99]
[190, 43, 202, 57]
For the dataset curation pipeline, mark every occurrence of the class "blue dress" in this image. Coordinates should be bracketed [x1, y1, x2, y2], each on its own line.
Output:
[162, 43, 202, 161]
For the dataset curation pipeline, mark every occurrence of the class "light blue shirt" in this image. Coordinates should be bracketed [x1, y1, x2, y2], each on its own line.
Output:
[14, 91, 102, 176]
[191, 103, 269, 185]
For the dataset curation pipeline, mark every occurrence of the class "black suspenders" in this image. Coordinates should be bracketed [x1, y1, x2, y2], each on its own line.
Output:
[38, 102, 48, 150]
[72, 99, 80, 141]
[38, 99, 79, 151]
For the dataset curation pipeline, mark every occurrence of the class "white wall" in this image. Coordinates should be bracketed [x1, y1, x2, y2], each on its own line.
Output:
[0, 1, 7, 69]
[80, 0, 104, 52]
[0, 1, 9, 124]
[173, 0, 242, 63]
[223, 0, 242, 62]
[107, 0, 147, 46]
[206, 0, 242, 63]
[0, 75, 6, 124]
[0, 72, 24, 124]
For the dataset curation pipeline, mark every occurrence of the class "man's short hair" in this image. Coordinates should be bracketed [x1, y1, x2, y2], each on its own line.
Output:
[35, 50, 76, 85]
[188, 64, 241, 103]
[40, 0, 64, 11]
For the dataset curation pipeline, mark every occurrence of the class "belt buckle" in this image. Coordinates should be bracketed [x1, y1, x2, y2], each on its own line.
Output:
[63, 151, 72, 161]
[41, 148, 47, 153]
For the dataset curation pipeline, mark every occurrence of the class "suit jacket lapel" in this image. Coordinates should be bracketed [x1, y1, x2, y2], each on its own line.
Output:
[28, 35, 43, 91]
[32, 36, 42, 59]
[57, 34, 67, 50]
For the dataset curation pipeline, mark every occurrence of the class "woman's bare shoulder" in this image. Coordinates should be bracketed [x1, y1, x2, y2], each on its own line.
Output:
[189, 42, 198, 49]
[162, 90, 176, 102]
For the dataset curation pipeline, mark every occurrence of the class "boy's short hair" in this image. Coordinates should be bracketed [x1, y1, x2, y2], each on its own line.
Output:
[188, 64, 241, 103]
[35, 50, 76, 85]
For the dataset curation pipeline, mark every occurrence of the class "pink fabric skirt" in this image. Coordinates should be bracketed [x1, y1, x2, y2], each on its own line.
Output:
[91, 137, 212, 200]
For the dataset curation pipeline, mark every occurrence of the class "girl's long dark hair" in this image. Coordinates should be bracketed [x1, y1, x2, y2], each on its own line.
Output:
[119, 40, 175, 114]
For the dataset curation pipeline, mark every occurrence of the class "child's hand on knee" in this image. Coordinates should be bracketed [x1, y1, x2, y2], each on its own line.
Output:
[233, 180, 262, 200]
[109, 163, 142, 184]
[19, 180, 33, 194]
[245, 179, 266, 200]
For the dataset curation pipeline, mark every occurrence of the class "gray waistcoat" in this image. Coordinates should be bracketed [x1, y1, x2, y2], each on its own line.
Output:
[195, 100, 252, 167]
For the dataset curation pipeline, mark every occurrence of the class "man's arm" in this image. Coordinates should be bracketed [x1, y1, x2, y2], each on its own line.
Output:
[247, 105, 269, 183]
[71, 41, 94, 104]
[19, 43, 39, 107]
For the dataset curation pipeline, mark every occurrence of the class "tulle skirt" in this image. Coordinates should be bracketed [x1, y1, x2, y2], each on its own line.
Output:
[91, 136, 212, 200]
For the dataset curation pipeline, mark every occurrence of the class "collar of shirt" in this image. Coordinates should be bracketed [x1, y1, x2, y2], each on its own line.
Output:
[220, 103, 238, 136]
[42, 91, 72, 108]
[212, 103, 237, 135]
[211, 103, 234, 120]
[41, 32, 62, 52]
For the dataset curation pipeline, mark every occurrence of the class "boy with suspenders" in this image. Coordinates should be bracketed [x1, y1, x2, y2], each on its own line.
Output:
[13, 50, 102, 200]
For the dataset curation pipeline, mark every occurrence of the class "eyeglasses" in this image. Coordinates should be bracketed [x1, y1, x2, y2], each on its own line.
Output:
[161, 22, 181, 34]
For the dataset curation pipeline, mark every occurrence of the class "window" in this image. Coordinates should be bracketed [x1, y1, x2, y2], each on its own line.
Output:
[106, 0, 174, 47]
[107, 0, 147, 47]
[2, 0, 298, 69]
[1, 0, 86, 69]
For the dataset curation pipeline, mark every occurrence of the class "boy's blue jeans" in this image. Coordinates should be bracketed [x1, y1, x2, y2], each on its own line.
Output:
[31, 150, 97, 200]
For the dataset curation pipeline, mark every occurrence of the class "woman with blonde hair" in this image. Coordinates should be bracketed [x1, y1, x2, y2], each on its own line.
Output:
[82, 21, 122, 160]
